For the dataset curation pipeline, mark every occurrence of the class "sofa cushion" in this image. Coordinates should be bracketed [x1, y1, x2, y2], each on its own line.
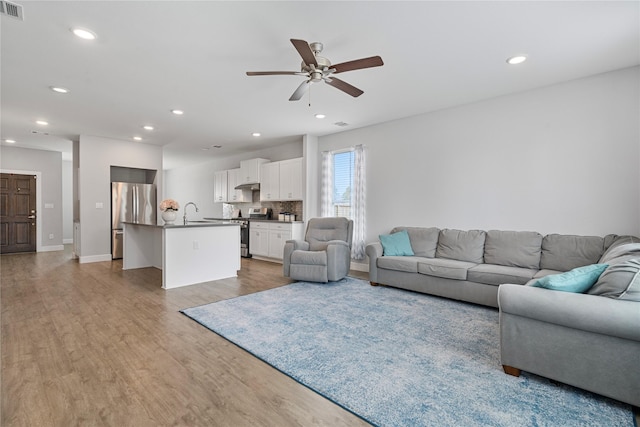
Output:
[533, 269, 564, 279]
[588, 259, 640, 301]
[291, 250, 327, 266]
[467, 264, 537, 286]
[540, 234, 605, 271]
[391, 226, 439, 258]
[531, 263, 608, 293]
[417, 258, 477, 280]
[483, 230, 542, 269]
[598, 242, 640, 264]
[436, 229, 486, 264]
[306, 217, 351, 251]
[379, 230, 415, 256]
[377, 256, 423, 273]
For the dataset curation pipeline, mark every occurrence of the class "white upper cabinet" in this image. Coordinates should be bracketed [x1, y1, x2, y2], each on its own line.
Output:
[260, 162, 280, 201]
[239, 158, 269, 184]
[214, 170, 228, 203]
[279, 157, 303, 201]
[227, 168, 250, 203]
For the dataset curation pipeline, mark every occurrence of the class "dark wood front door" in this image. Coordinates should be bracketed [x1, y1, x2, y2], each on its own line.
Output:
[1, 173, 37, 253]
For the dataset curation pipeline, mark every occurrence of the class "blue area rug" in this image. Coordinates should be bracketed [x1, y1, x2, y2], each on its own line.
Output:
[181, 277, 634, 427]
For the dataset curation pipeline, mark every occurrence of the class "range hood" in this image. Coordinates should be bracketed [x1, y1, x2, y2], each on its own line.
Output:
[235, 182, 260, 191]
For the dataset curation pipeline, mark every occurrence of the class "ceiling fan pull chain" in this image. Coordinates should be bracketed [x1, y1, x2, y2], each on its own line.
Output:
[308, 84, 312, 107]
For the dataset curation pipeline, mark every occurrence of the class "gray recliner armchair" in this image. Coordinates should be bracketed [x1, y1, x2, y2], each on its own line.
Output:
[283, 217, 354, 283]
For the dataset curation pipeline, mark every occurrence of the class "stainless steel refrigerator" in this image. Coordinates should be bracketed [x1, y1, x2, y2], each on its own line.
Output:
[111, 182, 157, 259]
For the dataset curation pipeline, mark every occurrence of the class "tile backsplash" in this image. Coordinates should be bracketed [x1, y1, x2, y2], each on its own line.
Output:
[227, 197, 303, 221]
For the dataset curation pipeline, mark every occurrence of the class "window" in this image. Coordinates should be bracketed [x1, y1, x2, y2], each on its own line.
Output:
[321, 145, 366, 259]
[332, 150, 355, 219]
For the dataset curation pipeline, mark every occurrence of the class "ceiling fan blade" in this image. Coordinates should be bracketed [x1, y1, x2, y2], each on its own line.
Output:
[289, 80, 311, 101]
[290, 39, 318, 67]
[331, 56, 384, 74]
[325, 77, 364, 97]
[246, 71, 306, 76]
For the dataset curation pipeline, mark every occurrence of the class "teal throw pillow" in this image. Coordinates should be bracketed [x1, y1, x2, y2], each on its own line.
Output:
[379, 230, 414, 256]
[532, 263, 609, 293]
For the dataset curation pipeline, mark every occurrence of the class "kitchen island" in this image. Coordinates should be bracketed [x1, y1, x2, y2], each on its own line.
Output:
[123, 221, 241, 289]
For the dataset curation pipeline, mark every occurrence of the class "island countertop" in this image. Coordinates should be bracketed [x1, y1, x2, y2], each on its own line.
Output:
[124, 220, 239, 229]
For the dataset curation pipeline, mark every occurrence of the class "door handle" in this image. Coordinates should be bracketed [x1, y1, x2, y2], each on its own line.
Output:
[28, 215, 36, 219]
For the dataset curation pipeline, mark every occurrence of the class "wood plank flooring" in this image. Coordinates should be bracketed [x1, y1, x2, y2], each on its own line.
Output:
[1, 247, 369, 426]
[3, 247, 638, 426]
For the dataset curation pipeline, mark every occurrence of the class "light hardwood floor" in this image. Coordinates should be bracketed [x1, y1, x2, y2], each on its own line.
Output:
[2, 248, 637, 426]
[1, 246, 369, 426]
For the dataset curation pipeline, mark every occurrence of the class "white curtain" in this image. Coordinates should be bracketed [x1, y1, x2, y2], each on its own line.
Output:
[352, 144, 366, 260]
[321, 150, 333, 217]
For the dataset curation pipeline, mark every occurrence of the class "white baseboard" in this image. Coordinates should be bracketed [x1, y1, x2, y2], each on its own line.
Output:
[350, 262, 368, 272]
[39, 245, 64, 252]
[79, 254, 112, 264]
[63, 238, 73, 244]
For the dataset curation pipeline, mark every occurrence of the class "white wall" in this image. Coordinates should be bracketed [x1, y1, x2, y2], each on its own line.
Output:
[318, 67, 640, 266]
[164, 140, 303, 219]
[0, 146, 63, 251]
[62, 160, 73, 243]
[78, 135, 163, 262]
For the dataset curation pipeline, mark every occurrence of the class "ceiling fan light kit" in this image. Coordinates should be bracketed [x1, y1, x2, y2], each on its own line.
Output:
[246, 38, 383, 101]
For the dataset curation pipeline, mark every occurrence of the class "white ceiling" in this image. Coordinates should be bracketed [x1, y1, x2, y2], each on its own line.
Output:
[2, 1, 638, 169]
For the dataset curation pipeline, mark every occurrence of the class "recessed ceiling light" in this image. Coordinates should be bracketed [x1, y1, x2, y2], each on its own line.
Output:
[71, 28, 97, 40]
[506, 55, 527, 65]
[315, 114, 326, 119]
[4, 139, 16, 144]
[133, 136, 142, 141]
[50, 86, 69, 93]
[36, 120, 49, 126]
[171, 109, 184, 115]
[143, 125, 154, 131]
[252, 132, 261, 137]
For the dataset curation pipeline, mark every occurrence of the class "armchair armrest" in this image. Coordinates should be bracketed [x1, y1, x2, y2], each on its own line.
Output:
[283, 240, 310, 277]
[326, 241, 352, 282]
[365, 242, 383, 283]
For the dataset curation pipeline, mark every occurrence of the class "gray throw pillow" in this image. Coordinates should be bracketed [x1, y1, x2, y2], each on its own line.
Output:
[436, 229, 486, 264]
[588, 259, 640, 301]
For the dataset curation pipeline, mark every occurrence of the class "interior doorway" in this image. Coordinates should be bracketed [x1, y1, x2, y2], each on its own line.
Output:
[1, 173, 37, 253]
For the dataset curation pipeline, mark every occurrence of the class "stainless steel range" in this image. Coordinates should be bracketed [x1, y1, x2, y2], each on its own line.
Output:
[233, 207, 272, 258]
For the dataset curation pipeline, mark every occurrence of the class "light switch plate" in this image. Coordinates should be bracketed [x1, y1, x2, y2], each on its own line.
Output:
[96, 202, 104, 209]
[44, 203, 54, 209]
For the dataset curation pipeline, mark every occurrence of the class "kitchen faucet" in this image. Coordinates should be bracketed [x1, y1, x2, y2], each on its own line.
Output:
[183, 202, 199, 224]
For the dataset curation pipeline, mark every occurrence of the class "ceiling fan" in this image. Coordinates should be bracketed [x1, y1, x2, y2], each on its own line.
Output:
[246, 39, 384, 101]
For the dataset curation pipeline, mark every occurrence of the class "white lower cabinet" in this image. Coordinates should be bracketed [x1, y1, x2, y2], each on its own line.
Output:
[249, 221, 304, 260]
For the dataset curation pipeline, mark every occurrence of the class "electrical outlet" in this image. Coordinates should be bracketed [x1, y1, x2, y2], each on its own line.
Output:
[48, 233, 54, 240]
[193, 241, 199, 250]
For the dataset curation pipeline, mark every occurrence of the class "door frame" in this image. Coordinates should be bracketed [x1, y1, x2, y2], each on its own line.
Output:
[1, 169, 42, 252]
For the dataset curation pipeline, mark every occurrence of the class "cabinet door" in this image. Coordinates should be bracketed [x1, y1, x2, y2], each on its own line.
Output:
[260, 162, 280, 201]
[214, 171, 228, 202]
[268, 229, 291, 259]
[268, 223, 292, 259]
[226, 168, 247, 203]
[249, 224, 269, 256]
[279, 158, 303, 200]
[240, 158, 268, 184]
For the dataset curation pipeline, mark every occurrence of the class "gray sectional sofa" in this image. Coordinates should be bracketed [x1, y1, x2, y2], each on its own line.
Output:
[366, 227, 640, 407]
[366, 227, 619, 308]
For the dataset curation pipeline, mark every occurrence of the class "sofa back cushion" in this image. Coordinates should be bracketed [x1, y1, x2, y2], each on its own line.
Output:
[436, 229, 486, 264]
[540, 234, 605, 271]
[305, 217, 353, 251]
[391, 226, 440, 258]
[483, 230, 543, 269]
